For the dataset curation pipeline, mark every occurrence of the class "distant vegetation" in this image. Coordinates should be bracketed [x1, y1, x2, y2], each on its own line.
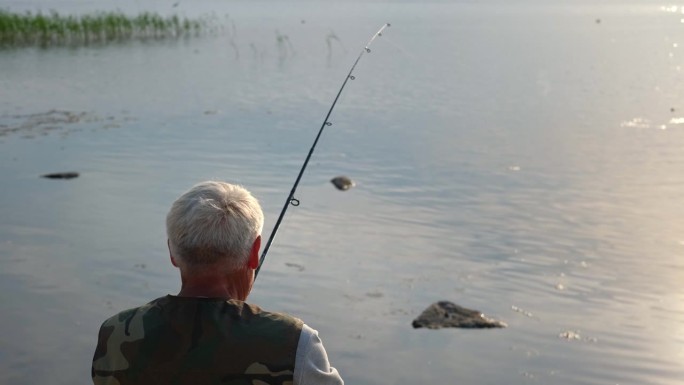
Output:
[0, 9, 210, 47]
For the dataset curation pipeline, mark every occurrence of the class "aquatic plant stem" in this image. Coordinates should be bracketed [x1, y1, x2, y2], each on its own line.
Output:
[255, 23, 390, 279]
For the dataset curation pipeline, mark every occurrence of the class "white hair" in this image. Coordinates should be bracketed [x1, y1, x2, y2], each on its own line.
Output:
[166, 181, 264, 271]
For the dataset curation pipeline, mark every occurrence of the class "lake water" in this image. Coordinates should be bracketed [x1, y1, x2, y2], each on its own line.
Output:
[1, 1, 683, 384]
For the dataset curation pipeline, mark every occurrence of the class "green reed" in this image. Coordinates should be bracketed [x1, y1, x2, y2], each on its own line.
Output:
[0, 10, 207, 47]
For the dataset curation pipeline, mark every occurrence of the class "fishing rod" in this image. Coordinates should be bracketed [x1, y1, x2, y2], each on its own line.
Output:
[255, 23, 390, 279]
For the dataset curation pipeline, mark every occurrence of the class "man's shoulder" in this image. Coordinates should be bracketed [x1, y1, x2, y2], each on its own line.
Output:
[231, 300, 305, 330]
[99, 296, 304, 330]
[99, 296, 166, 328]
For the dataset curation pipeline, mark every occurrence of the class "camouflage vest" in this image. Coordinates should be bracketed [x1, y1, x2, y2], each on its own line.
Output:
[92, 295, 303, 385]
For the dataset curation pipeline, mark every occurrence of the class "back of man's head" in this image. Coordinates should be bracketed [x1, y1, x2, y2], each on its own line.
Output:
[166, 181, 264, 271]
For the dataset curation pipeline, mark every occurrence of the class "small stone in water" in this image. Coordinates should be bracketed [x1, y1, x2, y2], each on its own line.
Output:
[412, 301, 506, 329]
[42, 172, 79, 180]
[330, 176, 355, 191]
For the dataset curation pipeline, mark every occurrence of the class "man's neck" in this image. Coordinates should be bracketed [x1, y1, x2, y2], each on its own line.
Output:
[177, 268, 253, 301]
[177, 286, 237, 299]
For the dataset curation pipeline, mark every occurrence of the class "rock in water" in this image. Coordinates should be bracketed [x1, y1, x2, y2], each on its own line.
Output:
[412, 301, 506, 329]
[42, 172, 79, 180]
[330, 176, 355, 191]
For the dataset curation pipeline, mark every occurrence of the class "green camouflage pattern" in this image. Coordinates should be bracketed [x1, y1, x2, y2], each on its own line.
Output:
[92, 295, 303, 385]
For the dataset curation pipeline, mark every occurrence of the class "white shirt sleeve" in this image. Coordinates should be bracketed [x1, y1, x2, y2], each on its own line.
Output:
[294, 324, 344, 385]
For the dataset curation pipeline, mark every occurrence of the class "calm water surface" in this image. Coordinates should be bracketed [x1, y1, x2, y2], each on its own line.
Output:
[1, 1, 683, 384]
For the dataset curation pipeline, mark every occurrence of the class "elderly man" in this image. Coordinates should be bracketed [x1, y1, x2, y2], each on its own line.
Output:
[92, 181, 343, 385]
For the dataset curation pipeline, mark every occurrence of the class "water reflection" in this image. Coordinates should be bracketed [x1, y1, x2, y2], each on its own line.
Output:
[1, 1, 684, 385]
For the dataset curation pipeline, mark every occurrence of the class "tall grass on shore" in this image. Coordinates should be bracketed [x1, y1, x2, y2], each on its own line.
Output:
[0, 10, 207, 47]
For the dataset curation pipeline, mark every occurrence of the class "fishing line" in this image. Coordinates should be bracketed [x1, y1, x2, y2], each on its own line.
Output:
[255, 23, 390, 279]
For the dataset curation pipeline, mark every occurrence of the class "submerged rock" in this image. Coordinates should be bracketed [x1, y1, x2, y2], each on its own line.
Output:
[1, 109, 134, 139]
[412, 301, 506, 329]
[330, 176, 355, 191]
[42, 172, 79, 180]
